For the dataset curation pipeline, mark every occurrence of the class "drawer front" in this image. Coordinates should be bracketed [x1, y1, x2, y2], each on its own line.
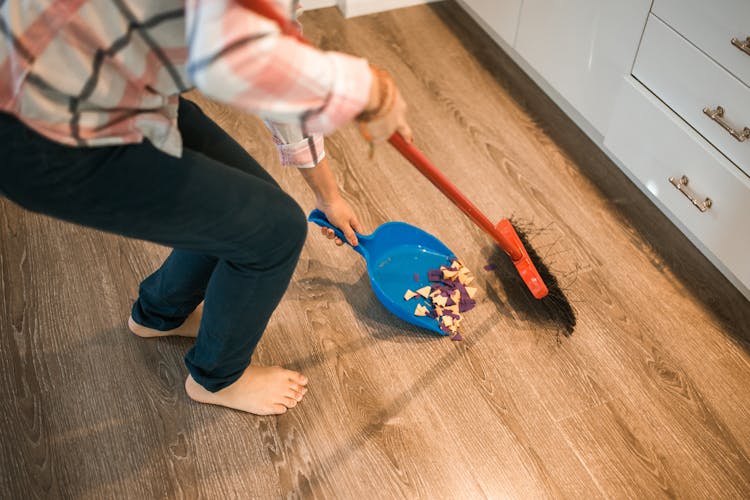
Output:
[652, 0, 750, 87]
[633, 15, 750, 177]
[604, 78, 750, 291]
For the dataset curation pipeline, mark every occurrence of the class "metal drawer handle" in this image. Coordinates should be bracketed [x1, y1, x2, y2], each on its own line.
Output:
[703, 106, 750, 142]
[731, 36, 750, 56]
[668, 175, 712, 212]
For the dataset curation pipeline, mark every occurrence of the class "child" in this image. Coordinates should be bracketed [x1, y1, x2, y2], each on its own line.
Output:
[0, 0, 411, 415]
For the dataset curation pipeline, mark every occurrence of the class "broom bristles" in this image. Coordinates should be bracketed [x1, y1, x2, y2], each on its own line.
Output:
[514, 221, 576, 337]
[491, 219, 577, 338]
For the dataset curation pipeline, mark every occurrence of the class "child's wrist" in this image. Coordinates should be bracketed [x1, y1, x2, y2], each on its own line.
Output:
[357, 64, 394, 123]
[364, 67, 380, 113]
[316, 191, 343, 208]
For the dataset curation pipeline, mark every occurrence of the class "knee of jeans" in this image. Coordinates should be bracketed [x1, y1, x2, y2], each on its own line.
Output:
[278, 196, 308, 256]
[237, 192, 307, 266]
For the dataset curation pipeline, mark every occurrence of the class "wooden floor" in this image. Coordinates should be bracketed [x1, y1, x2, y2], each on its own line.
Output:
[2, 3, 750, 498]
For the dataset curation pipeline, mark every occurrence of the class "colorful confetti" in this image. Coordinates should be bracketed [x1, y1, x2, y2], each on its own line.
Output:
[404, 258, 478, 340]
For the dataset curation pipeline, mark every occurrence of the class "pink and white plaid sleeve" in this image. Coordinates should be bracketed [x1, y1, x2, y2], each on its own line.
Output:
[185, 0, 371, 165]
[264, 120, 326, 168]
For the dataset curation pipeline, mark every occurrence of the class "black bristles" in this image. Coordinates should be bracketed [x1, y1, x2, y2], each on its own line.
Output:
[486, 219, 577, 338]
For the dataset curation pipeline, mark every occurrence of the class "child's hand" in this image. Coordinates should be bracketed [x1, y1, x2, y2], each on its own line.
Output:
[357, 66, 413, 144]
[317, 197, 363, 246]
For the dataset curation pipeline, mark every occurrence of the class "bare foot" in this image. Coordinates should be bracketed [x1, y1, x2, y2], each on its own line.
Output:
[185, 365, 308, 415]
[128, 302, 204, 338]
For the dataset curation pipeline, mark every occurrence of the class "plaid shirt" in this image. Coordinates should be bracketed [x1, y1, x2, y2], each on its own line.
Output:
[0, 0, 372, 167]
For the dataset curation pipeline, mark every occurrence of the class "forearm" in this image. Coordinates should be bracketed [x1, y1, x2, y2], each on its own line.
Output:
[186, 2, 372, 135]
[299, 155, 363, 246]
[298, 156, 341, 205]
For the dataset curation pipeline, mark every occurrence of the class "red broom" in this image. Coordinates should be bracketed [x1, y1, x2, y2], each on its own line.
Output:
[233, 0, 552, 300]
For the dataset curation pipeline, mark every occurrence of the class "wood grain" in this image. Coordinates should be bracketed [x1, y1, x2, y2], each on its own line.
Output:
[1, 2, 749, 498]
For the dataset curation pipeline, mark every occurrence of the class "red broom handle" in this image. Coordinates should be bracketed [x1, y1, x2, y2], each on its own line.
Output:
[234, 0, 310, 45]
[388, 133, 523, 260]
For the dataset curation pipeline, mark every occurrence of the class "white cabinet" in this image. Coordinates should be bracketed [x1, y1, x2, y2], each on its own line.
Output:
[633, 15, 750, 176]
[605, 79, 750, 291]
[513, 0, 651, 135]
[652, 0, 750, 87]
[458, 0, 522, 47]
[457, 0, 750, 298]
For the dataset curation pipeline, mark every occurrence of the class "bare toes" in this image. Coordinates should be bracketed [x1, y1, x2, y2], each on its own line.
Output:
[281, 397, 297, 408]
[288, 372, 308, 385]
[287, 389, 305, 402]
[269, 404, 287, 415]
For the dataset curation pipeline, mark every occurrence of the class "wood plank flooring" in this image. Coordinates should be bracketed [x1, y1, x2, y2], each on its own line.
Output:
[1, 2, 749, 498]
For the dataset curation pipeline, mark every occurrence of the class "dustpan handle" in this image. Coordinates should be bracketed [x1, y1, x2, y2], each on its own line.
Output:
[388, 133, 523, 260]
[308, 209, 366, 256]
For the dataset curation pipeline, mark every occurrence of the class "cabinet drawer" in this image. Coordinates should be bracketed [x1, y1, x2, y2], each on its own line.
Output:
[652, 0, 750, 87]
[633, 15, 750, 177]
[604, 78, 750, 291]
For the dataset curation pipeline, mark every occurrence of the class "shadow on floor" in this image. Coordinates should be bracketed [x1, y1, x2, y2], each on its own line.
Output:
[297, 278, 508, 492]
[482, 242, 576, 341]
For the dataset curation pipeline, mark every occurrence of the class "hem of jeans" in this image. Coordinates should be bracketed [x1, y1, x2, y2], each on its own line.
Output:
[130, 300, 192, 332]
[184, 360, 248, 393]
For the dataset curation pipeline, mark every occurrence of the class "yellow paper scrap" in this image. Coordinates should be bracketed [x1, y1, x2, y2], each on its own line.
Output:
[414, 304, 429, 316]
[433, 295, 448, 307]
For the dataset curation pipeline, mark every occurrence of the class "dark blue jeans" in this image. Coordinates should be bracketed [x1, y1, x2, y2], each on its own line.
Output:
[0, 98, 307, 392]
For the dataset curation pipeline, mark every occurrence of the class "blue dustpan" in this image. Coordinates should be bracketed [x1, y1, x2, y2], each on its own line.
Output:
[308, 209, 457, 335]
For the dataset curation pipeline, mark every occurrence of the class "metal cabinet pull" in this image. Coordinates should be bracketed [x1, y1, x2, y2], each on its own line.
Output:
[731, 36, 750, 56]
[703, 106, 750, 142]
[668, 175, 712, 212]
